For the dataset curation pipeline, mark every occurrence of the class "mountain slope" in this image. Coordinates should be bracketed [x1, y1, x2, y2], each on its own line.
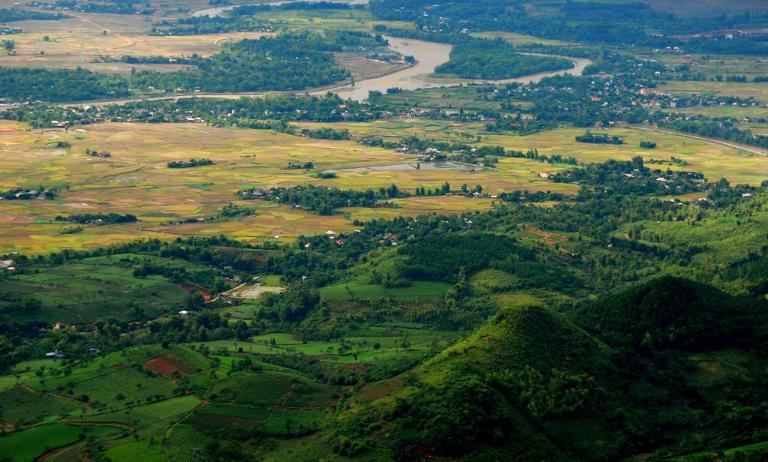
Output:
[334, 277, 768, 461]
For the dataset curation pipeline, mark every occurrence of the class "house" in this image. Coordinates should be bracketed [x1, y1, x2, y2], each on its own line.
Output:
[45, 350, 65, 359]
[639, 88, 667, 97]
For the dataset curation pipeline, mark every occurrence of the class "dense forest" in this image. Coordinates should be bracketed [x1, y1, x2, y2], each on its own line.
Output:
[132, 33, 351, 93]
[0, 67, 130, 102]
[435, 38, 573, 80]
[0, 8, 67, 22]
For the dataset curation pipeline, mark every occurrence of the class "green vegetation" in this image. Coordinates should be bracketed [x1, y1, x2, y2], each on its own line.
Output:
[0, 67, 130, 102]
[0, 0, 767, 460]
[54, 213, 138, 225]
[575, 130, 625, 145]
[0, 8, 67, 23]
[132, 33, 350, 93]
[435, 38, 574, 80]
[167, 158, 214, 169]
[238, 184, 407, 215]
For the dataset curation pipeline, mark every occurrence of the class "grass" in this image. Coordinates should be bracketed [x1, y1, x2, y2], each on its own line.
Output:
[653, 53, 768, 80]
[471, 31, 576, 47]
[319, 280, 452, 301]
[0, 259, 191, 323]
[0, 386, 82, 427]
[0, 9, 271, 74]
[105, 438, 168, 462]
[190, 326, 456, 367]
[40, 365, 177, 412]
[674, 105, 768, 118]
[166, 423, 213, 461]
[663, 80, 768, 104]
[0, 423, 120, 461]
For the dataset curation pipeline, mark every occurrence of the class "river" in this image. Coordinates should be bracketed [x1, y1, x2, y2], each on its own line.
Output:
[4, 26, 590, 108]
[327, 36, 593, 101]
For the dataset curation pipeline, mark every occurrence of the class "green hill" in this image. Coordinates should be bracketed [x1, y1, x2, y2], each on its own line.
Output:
[572, 276, 768, 351]
[334, 304, 616, 460]
[334, 278, 768, 461]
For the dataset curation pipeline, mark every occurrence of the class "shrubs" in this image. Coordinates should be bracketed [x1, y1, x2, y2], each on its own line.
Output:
[55, 213, 137, 225]
[575, 131, 624, 145]
[167, 158, 214, 169]
[237, 184, 406, 215]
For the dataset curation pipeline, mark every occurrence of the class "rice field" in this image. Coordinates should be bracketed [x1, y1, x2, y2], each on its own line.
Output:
[0, 118, 764, 255]
[663, 80, 768, 103]
[0, 120, 576, 254]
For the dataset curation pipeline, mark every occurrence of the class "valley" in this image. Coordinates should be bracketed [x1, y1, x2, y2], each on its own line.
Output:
[0, 1, 767, 462]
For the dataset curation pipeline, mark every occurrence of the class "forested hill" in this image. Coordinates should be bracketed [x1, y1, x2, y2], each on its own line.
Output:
[334, 276, 768, 461]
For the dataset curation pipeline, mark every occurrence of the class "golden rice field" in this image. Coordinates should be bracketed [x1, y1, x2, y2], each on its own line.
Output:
[2, 117, 765, 254]
[0, 12, 272, 73]
[0, 121, 572, 254]
[300, 120, 768, 185]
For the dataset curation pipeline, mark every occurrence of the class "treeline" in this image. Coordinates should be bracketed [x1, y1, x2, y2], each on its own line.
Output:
[575, 131, 625, 145]
[361, 136, 577, 166]
[550, 156, 706, 196]
[0, 67, 129, 102]
[1, 187, 57, 200]
[167, 158, 214, 169]
[498, 190, 567, 203]
[0, 8, 67, 22]
[29, 0, 153, 15]
[237, 184, 407, 215]
[369, 0, 768, 53]
[131, 33, 350, 93]
[55, 213, 137, 225]
[435, 38, 573, 80]
[301, 127, 351, 140]
[664, 119, 768, 150]
[151, 14, 274, 36]
[0, 93, 378, 128]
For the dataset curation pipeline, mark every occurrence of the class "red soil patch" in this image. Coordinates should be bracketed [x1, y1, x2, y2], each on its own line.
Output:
[181, 284, 213, 302]
[144, 355, 191, 377]
[522, 225, 567, 247]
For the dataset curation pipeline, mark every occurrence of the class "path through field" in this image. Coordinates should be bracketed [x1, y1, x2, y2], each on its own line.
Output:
[636, 126, 768, 157]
